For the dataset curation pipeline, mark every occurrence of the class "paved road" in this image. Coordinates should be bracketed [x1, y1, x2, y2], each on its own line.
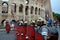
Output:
[0, 31, 16, 40]
[58, 28, 60, 40]
[0, 28, 60, 40]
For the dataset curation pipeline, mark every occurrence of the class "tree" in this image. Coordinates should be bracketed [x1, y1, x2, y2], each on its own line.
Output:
[53, 12, 60, 22]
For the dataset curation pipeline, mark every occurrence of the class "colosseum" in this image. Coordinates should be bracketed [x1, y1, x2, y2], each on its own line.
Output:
[0, 0, 53, 23]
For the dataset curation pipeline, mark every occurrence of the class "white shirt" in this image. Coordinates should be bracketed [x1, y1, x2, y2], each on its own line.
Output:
[3, 21, 6, 27]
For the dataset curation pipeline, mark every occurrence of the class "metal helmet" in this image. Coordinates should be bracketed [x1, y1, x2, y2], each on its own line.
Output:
[32, 20, 35, 23]
[19, 21, 23, 25]
[24, 21, 28, 25]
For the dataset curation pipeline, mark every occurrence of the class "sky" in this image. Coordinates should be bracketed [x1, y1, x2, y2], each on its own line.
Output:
[2, 0, 8, 1]
[50, 0, 60, 14]
[2, 0, 60, 14]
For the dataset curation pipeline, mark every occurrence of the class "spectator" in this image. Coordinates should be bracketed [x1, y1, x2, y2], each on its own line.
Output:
[47, 18, 52, 27]
[53, 20, 58, 28]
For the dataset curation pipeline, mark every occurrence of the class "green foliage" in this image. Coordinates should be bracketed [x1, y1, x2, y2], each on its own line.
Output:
[53, 12, 60, 22]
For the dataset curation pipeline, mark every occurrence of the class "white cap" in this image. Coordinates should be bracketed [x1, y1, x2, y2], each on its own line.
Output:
[32, 21, 35, 23]
[24, 21, 28, 23]
[35, 25, 37, 26]
[21, 33, 24, 36]
[26, 36, 28, 39]
[37, 20, 39, 21]
[20, 21, 23, 23]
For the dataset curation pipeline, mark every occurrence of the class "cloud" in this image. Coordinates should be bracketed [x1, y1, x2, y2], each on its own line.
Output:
[2, 0, 8, 1]
[51, 0, 60, 14]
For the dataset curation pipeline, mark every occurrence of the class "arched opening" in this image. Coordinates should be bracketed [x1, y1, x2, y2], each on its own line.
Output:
[19, 4, 23, 13]
[45, 10, 49, 21]
[25, 6, 29, 15]
[38, 8, 40, 15]
[2, 2, 8, 13]
[11, 3, 16, 13]
[1, 19, 5, 25]
[35, 7, 37, 15]
[30, 6, 34, 14]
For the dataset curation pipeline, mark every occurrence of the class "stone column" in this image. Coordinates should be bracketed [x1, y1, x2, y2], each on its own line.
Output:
[37, 8, 39, 20]
[8, 2, 11, 21]
[23, 6, 25, 21]
[43, 9, 45, 19]
[28, 6, 31, 22]
[16, 4, 19, 20]
[33, 7, 35, 20]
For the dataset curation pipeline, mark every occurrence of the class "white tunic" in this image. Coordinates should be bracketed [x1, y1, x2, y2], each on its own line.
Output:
[3, 21, 6, 27]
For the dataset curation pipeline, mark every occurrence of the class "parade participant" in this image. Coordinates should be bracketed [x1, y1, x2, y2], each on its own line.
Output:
[5, 19, 11, 33]
[36, 19, 42, 30]
[19, 21, 23, 26]
[24, 21, 28, 26]
[14, 21, 35, 40]
[30, 20, 39, 32]
[35, 33, 44, 40]
[30, 20, 35, 27]
[5, 21, 11, 33]
[14, 20, 44, 40]
[37, 19, 41, 27]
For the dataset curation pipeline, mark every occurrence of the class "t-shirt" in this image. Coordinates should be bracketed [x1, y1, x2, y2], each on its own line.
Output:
[3, 21, 6, 27]
[48, 19, 52, 23]
[40, 25, 49, 36]
[49, 26, 58, 34]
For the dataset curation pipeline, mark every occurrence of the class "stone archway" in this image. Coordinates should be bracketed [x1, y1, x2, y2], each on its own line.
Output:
[30, 6, 34, 20]
[25, 6, 29, 21]
[1, 19, 5, 24]
[19, 4, 23, 13]
[2, 2, 8, 13]
[38, 8, 40, 15]
[35, 7, 37, 15]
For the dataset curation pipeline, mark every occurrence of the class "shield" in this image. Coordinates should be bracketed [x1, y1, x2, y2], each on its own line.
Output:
[14, 25, 43, 40]
[35, 33, 43, 40]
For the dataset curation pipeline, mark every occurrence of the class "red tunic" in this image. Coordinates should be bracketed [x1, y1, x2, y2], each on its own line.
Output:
[35, 33, 43, 40]
[5, 22, 10, 33]
[14, 25, 43, 40]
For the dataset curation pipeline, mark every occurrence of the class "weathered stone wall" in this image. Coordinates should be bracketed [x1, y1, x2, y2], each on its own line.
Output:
[0, 0, 53, 23]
